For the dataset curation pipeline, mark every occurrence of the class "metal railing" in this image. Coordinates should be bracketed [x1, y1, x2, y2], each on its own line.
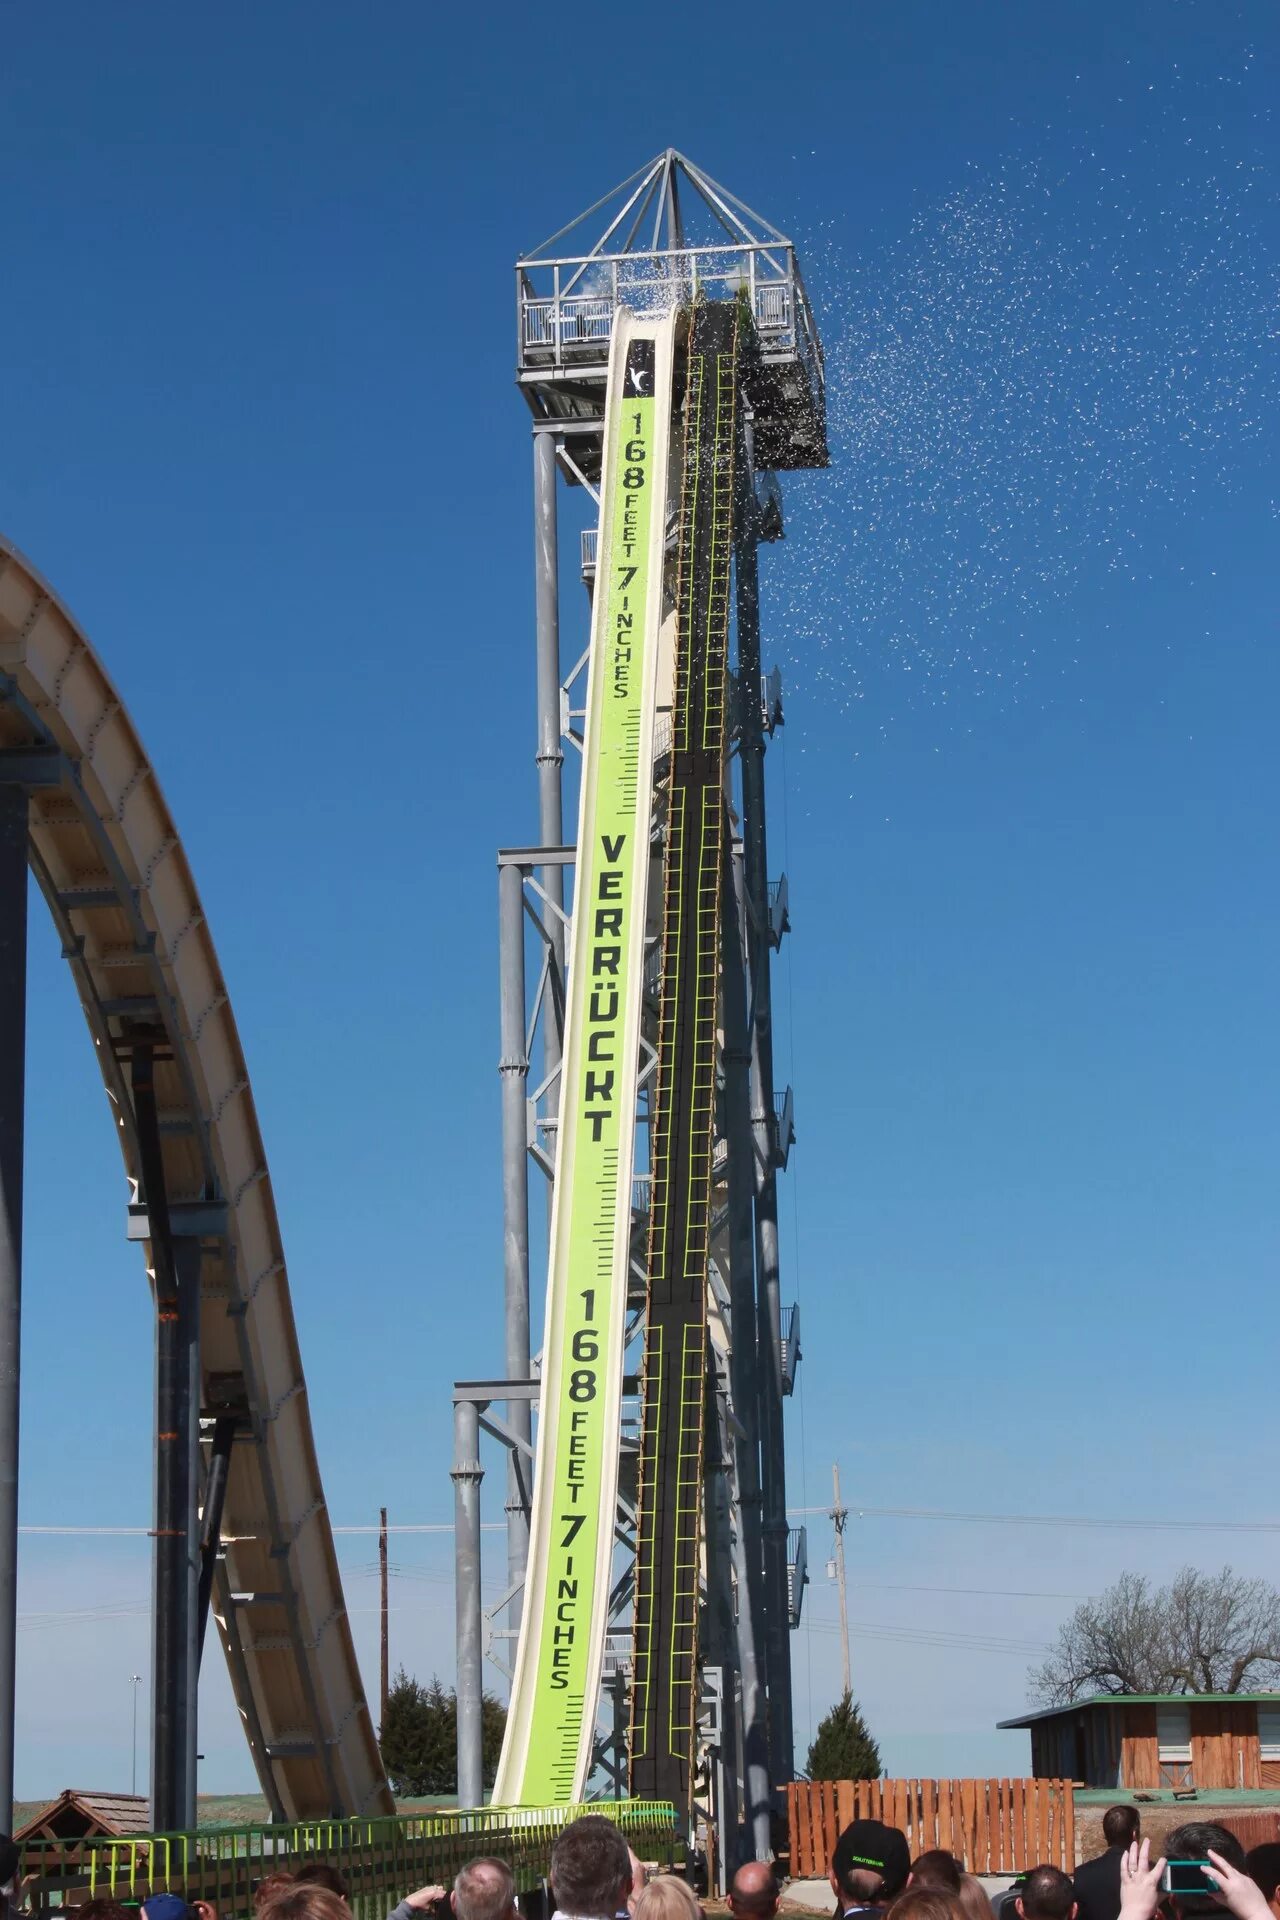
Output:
[772, 1085, 795, 1168]
[516, 242, 824, 417]
[780, 1301, 801, 1396]
[786, 1525, 809, 1628]
[767, 874, 790, 948]
[21, 1803, 678, 1919]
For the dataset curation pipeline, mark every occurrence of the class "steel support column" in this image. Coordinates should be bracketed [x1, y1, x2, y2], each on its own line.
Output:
[452, 1397, 484, 1810]
[197, 1414, 236, 1664]
[498, 859, 531, 1622]
[734, 426, 794, 1790]
[533, 432, 566, 1058]
[0, 784, 26, 1822]
[723, 841, 772, 1855]
[134, 1047, 200, 1832]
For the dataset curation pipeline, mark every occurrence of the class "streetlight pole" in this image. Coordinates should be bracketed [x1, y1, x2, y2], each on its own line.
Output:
[131, 1674, 142, 1797]
[831, 1464, 851, 1698]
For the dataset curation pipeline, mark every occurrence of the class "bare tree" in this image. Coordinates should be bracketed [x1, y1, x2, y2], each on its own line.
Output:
[1028, 1567, 1280, 1706]
[1166, 1567, 1280, 1694]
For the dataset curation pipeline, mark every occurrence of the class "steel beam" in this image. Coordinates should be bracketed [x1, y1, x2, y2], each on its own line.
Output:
[197, 1414, 236, 1664]
[498, 860, 532, 1629]
[723, 843, 772, 1855]
[133, 1046, 200, 1831]
[452, 1397, 485, 1810]
[734, 422, 794, 1791]
[533, 431, 566, 1078]
[0, 784, 26, 1822]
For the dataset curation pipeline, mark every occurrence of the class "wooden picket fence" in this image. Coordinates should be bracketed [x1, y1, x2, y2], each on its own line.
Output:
[786, 1777, 1076, 1878]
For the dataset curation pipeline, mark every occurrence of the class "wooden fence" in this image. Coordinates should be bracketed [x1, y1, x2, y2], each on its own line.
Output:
[786, 1778, 1076, 1878]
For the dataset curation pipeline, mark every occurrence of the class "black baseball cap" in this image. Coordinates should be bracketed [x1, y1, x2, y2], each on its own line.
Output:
[833, 1820, 911, 1899]
[0, 1839, 17, 1887]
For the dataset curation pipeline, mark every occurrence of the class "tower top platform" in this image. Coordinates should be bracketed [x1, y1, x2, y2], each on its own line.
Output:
[516, 149, 827, 472]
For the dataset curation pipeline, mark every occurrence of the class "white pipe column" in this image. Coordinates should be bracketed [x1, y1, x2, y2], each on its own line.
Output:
[0, 783, 25, 1823]
[452, 1397, 484, 1809]
[498, 859, 531, 1622]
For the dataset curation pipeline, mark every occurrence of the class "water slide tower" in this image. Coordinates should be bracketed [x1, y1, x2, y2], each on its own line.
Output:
[452, 149, 826, 1866]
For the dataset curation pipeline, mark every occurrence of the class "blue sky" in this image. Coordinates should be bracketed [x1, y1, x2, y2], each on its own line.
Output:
[3, 0, 1279, 1796]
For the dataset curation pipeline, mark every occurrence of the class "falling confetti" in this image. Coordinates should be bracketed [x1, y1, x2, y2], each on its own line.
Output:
[767, 53, 1280, 726]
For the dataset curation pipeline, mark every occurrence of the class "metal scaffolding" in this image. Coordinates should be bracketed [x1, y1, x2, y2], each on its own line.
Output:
[454, 148, 826, 1863]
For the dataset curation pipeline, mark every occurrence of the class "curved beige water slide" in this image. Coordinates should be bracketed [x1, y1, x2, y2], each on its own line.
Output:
[0, 536, 392, 1819]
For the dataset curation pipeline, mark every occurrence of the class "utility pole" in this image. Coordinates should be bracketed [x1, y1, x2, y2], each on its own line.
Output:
[131, 1673, 142, 1796]
[379, 1506, 389, 1727]
[831, 1463, 851, 1697]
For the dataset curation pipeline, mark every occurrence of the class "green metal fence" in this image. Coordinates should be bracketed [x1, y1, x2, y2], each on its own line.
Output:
[20, 1802, 678, 1920]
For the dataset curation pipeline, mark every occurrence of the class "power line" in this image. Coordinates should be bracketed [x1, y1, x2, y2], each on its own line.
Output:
[847, 1580, 1090, 1600]
[789, 1504, 1280, 1534]
[803, 1617, 1051, 1656]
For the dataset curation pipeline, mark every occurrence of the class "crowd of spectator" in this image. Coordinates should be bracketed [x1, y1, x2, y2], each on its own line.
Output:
[6, 1800, 1280, 1920]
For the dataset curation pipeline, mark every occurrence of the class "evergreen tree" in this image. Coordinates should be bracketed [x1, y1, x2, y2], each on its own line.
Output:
[806, 1691, 881, 1781]
[379, 1668, 507, 1797]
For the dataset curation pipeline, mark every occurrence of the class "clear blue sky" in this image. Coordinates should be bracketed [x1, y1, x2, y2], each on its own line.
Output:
[3, 0, 1279, 1797]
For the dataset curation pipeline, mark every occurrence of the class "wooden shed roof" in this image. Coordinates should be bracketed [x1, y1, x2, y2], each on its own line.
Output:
[14, 1789, 152, 1841]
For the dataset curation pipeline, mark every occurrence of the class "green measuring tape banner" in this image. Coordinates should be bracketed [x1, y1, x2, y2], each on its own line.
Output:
[494, 310, 675, 1805]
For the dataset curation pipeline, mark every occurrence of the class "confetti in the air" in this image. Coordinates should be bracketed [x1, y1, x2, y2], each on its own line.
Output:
[766, 52, 1280, 726]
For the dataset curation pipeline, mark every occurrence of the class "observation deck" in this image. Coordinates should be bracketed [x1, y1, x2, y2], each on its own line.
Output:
[517, 149, 827, 474]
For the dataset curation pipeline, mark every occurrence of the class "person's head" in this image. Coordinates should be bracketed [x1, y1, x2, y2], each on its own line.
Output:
[886, 1890, 963, 1920]
[294, 1865, 349, 1908]
[551, 1815, 633, 1920]
[78, 1904, 133, 1920]
[1246, 1844, 1280, 1917]
[1164, 1825, 1246, 1916]
[633, 1880, 701, 1920]
[452, 1858, 516, 1920]
[1015, 1867, 1077, 1920]
[254, 1877, 297, 1914]
[256, 1884, 349, 1920]
[0, 1840, 18, 1900]
[831, 1821, 912, 1909]
[1102, 1809, 1141, 1852]
[728, 1862, 779, 1920]
[143, 1897, 193, 1920]
[956, 1876, 995, 1920]
[910, 1855, 962, 1895]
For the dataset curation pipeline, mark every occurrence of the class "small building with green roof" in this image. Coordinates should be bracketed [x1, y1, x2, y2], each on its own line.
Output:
[998, 1692, 1280, 1791]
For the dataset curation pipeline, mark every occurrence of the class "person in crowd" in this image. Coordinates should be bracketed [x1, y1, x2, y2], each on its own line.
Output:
[957, 1875, 995, 1920]
[295, 1865, 350, 1910]
[633, 1879, 701, 1920]
[0, 1841, 20, 1920]
[829, 1819, 912, 1919]
[911, 1855, 963, 1895]
[1117, 1832, 1263, 1920]
[627, 1850, 649, 1916]
[887, 1890, 963, 1920]
[259, 1886, 348, 1920]
[143, 1893, 218, 1920]
[388, 1862, 515, 1920]
[1073, 1806, 1141, 1920]
[728, 1862, 780, 1920]
[1246, 1845, 1280, 1920]
[78, 1903, 134, 1920]
[256, 1877, 298, 1913]
[1016, 1866, 1077, 1920]
[386, 1882, 446, 1920]
[550, 1816, 635, 1920]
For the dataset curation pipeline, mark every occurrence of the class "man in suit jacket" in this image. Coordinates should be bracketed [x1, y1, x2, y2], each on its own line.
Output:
[1074, 1806, 1141, 1920]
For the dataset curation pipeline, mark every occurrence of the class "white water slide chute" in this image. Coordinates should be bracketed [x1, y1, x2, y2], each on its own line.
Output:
[493, 308, 677, 1805]
[0, 538, 391, 1822]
